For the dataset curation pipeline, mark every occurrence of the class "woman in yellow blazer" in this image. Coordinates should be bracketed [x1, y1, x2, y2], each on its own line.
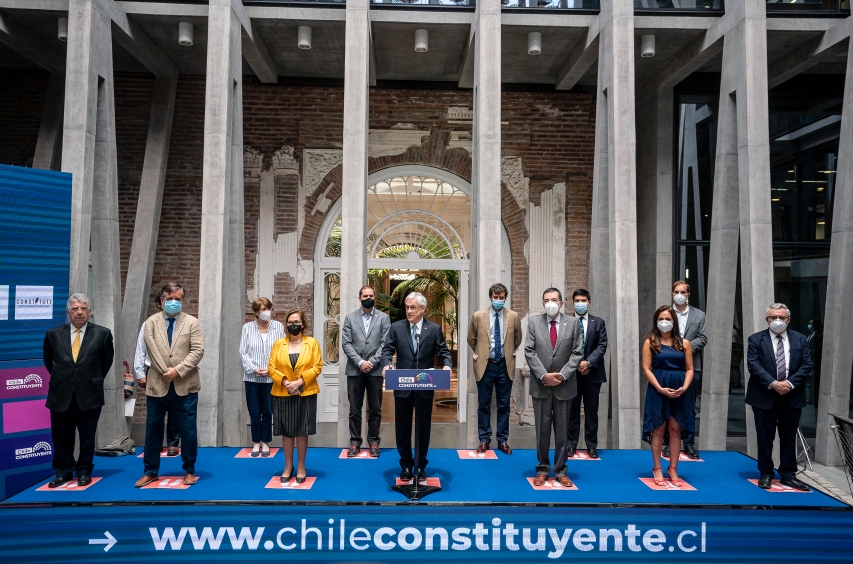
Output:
[268, 309, 323, 484]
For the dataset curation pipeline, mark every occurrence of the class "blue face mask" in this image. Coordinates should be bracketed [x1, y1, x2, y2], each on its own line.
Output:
[574, 302, 589, 315]
[807, 324, 814, 332]
[164, 300, 182, 315]
[491, 300, 505, 311]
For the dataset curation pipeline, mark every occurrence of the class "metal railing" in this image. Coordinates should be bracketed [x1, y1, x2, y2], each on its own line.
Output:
[830, 413, 853, 497]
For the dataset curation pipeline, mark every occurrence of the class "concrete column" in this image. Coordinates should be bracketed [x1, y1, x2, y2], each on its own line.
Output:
[61, 0, 124, 441]
[33, 72, 65, 171]
[815, 38, 853, 467]
[701, 0, 774, 455]
[591, 0, 641, 449]
[120, 75, 176, 407]
[336, 0, 371, 447]
[197, 0, 243, 447]
[465, 0, 503, 448]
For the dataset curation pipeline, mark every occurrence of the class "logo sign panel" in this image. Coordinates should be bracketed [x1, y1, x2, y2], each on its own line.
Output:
[0, 365, 50, 400]
[0, 286, 7, 321]
[384, 370, 451, 391]
[0, 432, 54, 470]
[13, 286, 54, 320]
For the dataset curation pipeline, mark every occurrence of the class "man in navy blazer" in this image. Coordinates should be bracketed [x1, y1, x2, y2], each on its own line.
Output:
[381, 292, 452, 481]
[745, 302, 812, 491]
[566, 289, 608, 459]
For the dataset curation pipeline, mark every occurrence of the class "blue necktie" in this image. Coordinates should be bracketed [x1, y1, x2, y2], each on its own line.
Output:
[579, 317, 585, 360]
[411, 324, 418, 354]
[494, 314, 503, 361]
[167, 317, 175, 347]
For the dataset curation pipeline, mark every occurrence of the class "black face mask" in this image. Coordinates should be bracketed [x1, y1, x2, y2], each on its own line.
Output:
[287, 324, 302, 336]
[361, 298, 375, 309]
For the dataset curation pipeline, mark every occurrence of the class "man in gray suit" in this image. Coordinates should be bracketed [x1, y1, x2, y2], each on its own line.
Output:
[341, 286, 391, 457]
[524, 287, 584, 487]
[663, 280, 707, 459]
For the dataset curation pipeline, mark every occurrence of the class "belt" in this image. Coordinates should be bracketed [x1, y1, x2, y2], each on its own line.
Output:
[488, 357, 505, 364]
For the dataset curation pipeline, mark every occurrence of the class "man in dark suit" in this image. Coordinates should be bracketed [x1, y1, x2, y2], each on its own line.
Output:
[381, 291, 452, 481]
[341, 285, 391, 457]
[524, 287, 583, 487]
[566, 289, 607, 459]
[746, 302, 812, 491]
[43, 293, 114, 487]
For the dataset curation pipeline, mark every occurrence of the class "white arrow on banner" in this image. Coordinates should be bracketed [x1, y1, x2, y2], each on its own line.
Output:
[89, 531, 117, 552]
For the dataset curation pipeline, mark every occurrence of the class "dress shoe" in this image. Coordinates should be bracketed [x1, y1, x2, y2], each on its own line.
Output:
[557, 475, 574, 488]
[250, 445, 260, 458]
[369, 444, 381, 457]
[757, 474, 773, 489]
[498, 442, 513, 455]
[476, 441, 489, 454]
[77, 474, 92, 486]
[400, 468, 413, 481]
[417, 469, 426, 481]
[586, 447, 598, 459]
[48, 475, 72, 488]
[533, 473, 548, 486]
[134, 474, 159, 488]
[295, 475, 306, 484]
[346, 445, 360, 458]
[684, 445, 700, 460]
[167, 446, 179, 457]
[567, 447, 576, 458]
[662, 444, 671, 458]
[183, 472, 198, 486]
[780, 476, 810, 492]
[260, 444, 271, 457]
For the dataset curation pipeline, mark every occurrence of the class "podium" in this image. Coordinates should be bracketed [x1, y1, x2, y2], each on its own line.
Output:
[385, 369, 451, 501]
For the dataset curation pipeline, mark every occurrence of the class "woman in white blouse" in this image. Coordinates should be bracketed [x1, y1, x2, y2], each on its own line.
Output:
[239, 297, 285, 456]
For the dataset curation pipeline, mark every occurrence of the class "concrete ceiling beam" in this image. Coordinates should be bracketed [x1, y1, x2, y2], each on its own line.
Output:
[222, 0, 278, 84]
[555, 15, 600, 91]
[768, 16, 853, 89]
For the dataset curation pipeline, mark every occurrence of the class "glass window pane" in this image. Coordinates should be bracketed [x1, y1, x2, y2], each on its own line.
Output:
[770, 150, 836, 242]
[677, 99, 718, 241]
[676, 244, 710, 311]
[323, 320, 339, 364]
[324, 273, 340, 318]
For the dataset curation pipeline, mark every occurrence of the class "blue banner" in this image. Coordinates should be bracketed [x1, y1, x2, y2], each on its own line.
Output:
[385, 369, 452, 391]
[0, 504, 850, 562]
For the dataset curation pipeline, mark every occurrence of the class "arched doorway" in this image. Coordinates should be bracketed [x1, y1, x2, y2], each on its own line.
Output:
[313, 165, 512, 423]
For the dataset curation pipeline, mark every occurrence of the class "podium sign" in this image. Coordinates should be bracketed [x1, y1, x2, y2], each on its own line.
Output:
[384, 369, 451, 391]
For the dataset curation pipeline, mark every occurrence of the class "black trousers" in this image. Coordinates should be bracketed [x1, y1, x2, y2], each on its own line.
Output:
[567, 379, 601, 450]
[50, 393, 101, 477]
[347, 375, 383, 447]
[753, 394, 802, 478]
[394, 390, 434, 470]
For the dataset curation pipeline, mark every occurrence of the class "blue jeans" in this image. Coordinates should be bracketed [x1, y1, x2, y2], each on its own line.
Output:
[144, 383, 198, 475]
[476, 358, 512, 443]
[245, 381, 273, 443]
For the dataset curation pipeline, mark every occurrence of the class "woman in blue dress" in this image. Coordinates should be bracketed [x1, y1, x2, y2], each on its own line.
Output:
[642, 305, 694, 487]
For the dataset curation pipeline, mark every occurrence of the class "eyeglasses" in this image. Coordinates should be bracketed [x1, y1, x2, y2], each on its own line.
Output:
[68, 307, 89, 312]
[766, 316, 789, 321]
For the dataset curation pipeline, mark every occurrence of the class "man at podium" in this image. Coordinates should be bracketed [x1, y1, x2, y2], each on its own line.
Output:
[382, 292, 452, 481]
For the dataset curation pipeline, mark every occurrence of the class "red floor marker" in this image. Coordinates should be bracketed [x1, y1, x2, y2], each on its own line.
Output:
[137, 448, 180, 458]
[265, 476, 316, 490]
[235, 447, 280, 458]
[526, 477, 579, 491]
[338, 449, 378, 459]
[457, 450, 498, 460]
[639, 477, 696, 491]
[748, 479, 812, 493]
[141, 476, 191, 490]
[394, 477, 441, 487]
[662, 452, 704, 462]
[36, 477, 102, 491]
[569, 450, 602, 461]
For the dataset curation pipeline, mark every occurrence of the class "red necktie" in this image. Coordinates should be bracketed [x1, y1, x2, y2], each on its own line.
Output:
[550, 320, 557, 349]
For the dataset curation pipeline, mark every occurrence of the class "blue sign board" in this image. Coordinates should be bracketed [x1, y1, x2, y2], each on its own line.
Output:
[385, 369, 451, 391]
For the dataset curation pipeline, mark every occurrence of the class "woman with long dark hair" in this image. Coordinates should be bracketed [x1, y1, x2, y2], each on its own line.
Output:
[641, 305, 694, 487]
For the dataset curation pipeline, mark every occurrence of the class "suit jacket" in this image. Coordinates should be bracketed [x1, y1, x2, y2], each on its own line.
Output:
[268, 336, 323, 397]
[143, 312, 205, 397]
[467, 307, 523, 381]
[572, 314, 608, 384]
[680, 307, 708, 372]
[381, 318, 453, 398]
[524, 313, 584, 401]
[43, 322, 114, 412]
[341, 308, 391, 377]
[745, 328, 811, 410]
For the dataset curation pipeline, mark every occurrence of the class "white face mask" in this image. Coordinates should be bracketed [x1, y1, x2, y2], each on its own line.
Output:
[672, 294, 687, 306]
[544, 302, 560, 317]
[657, 320, 674, 333]
[769, 319, 787, 334]
[259, 310, 272, 321]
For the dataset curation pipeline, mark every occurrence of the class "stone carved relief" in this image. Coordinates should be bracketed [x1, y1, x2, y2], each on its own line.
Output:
[244, 146, 263, 178]
[303, 149, 342, 198]
[273, 144, 299, 172]
[501, 156, 529, 209]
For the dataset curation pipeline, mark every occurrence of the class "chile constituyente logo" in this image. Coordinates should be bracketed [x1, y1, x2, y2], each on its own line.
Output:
[416, 373, 433, 383]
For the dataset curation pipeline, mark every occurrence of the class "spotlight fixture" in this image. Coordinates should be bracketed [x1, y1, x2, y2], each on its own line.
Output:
[415, 29, 428, 53]
[298, 26, 312, 50]
[178, 22, 193, 46]
[641, 35, 655, 58]
[528, 32, 542, 56]
[58, 18, 68, 42]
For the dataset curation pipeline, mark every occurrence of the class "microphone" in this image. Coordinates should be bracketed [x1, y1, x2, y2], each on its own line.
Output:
[415, 331, 420, 370]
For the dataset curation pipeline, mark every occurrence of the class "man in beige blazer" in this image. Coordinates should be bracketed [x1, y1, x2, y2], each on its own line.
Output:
[467, 283, 523, 455]
[134, 282, 204, 487]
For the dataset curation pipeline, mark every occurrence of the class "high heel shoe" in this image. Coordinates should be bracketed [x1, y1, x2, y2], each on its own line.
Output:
[652, 467, 666, 486]
[295, 475, 306, 484]
[280, 467, 293, 483]
[667, 467, 683, 487]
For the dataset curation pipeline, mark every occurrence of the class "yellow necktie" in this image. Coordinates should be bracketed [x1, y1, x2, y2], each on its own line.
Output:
[72, 329, 81, 362]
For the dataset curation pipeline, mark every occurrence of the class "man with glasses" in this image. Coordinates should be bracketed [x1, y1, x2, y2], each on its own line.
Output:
[745, 303, 812, 491]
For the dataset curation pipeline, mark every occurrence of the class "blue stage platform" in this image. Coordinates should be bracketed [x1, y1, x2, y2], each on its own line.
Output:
[1, 447, 851, 562]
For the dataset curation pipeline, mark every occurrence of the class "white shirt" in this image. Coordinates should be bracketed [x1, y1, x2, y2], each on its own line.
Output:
[576, 313, 590, 341]
[769, 329, 793, 389]
[133, 323, 149, 380]
[69, 322, 87, 345]
[675, 305, 690, 337]
[488, 307, 505, 358]
[240, 320, 286, 383]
